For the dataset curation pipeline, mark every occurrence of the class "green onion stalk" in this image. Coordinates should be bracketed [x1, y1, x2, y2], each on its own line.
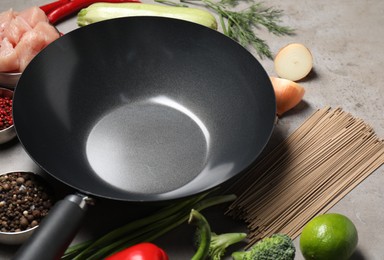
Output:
[62, 191, 236, 260]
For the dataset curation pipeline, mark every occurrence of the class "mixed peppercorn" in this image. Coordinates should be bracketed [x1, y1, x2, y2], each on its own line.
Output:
[0, 172, 55, 233]
[0, 96, 13, 131]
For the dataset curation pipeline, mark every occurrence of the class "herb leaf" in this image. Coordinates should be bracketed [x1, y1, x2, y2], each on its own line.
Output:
[157, 0, 295, 59]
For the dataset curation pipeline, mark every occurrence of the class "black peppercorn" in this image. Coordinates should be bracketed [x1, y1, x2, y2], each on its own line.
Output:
[0, 172, 55, 232]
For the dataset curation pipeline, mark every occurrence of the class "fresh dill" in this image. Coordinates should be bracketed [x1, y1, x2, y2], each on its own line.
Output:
[155, 0, 295, 59]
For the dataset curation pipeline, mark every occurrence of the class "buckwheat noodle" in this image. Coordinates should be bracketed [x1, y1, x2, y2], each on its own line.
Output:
[226, 107, 384, 247]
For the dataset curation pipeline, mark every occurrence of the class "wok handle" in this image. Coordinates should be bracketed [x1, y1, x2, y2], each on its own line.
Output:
[13, 193, 91, 260]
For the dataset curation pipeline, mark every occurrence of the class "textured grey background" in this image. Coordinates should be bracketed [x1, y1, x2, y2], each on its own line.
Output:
[1, 0, 383, 259]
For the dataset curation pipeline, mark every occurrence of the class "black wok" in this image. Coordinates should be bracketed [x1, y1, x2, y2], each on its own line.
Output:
[13, 17, 275, 259]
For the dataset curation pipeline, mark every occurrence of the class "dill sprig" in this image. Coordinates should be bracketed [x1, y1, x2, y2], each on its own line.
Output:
[156, 0, 295, 59]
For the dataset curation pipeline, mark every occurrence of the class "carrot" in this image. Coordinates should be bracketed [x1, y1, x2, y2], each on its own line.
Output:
[274, 43, 313, 82]
[270, 76, 305, 116]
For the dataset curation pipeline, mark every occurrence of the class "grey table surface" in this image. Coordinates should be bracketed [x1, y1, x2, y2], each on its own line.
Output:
[1, 0, 383, 259]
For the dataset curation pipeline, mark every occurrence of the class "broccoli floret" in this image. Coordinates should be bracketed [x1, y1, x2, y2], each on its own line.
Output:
[209, 232, 247, 260]
[231, 234, 295, 260]
[189, 209, 247, 260]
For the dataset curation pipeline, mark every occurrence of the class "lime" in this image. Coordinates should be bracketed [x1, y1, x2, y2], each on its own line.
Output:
[299, 213, 358, 260]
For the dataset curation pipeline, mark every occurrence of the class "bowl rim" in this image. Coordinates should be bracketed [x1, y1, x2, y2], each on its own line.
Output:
[0, 225, 38, 235]
[0, 124, 14, 133]
[0, 71, 22, 76]
[0, 86, 14, 93]
[0, 72, 21, 89]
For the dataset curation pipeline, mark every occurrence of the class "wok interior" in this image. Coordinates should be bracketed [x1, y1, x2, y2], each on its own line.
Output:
[13, 17, 275, 201]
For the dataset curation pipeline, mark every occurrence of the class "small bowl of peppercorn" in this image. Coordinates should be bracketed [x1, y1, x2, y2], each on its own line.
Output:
[0, 87, 16, 145]
[0, 171, 55, 245]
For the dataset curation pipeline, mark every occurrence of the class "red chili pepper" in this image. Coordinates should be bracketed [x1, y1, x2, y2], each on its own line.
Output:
[40, 0, 70, 14]
[46, 0, 141, 25]
[105, 242, 169, 260]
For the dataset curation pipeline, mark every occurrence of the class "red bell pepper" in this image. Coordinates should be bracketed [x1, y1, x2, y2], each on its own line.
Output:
[40, 0, 141, 24]
[105, 242, 169, 260]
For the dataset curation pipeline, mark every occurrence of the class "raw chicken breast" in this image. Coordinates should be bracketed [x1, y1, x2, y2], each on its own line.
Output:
[0, 9, 15, 36]
[34, 21, 60, 45]
[15, 30, 46, 71]
[0, 6, 60, 72]
[3, 16, 32, 46]
[18, 6, 48, 28]
[0, 37, 19, 72]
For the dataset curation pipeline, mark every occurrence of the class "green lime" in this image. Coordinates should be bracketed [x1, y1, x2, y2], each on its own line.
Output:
[299, 213, 358, 260]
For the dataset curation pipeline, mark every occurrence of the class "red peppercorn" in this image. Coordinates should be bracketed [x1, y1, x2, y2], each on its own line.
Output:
[0, 96, 13, 130]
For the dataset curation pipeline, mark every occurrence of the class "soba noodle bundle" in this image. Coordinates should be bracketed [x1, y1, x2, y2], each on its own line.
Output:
[226, 107, 384, 246]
